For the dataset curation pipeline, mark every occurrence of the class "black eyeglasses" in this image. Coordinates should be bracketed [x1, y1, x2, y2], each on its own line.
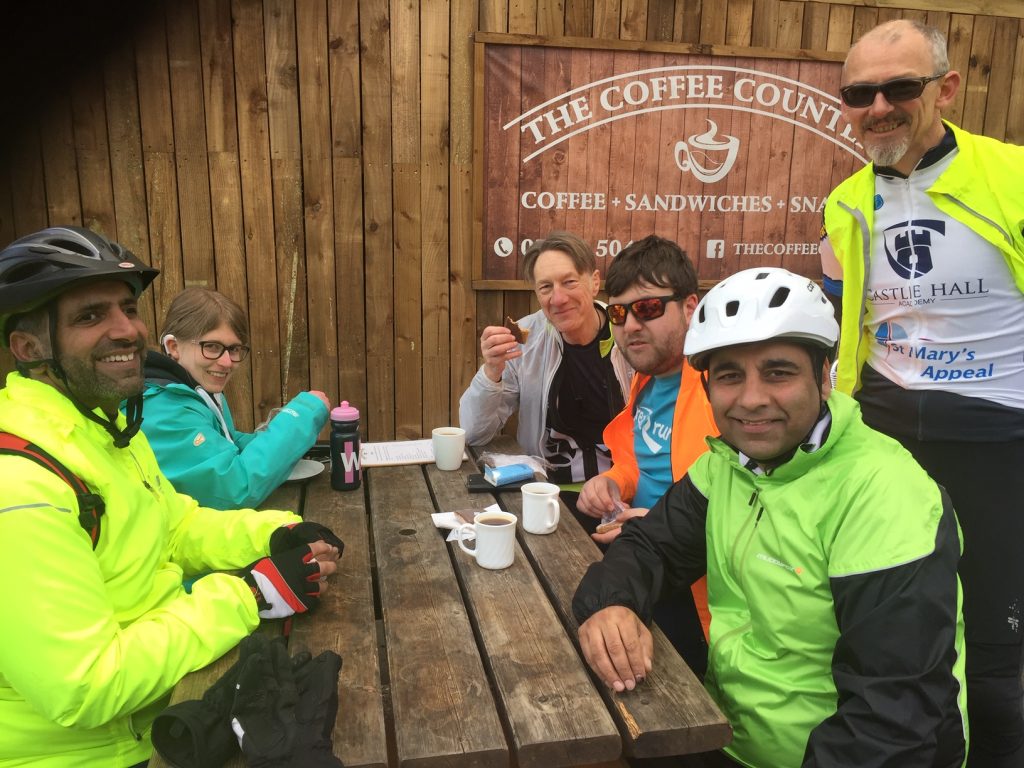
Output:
[191, 340, 250, 362]
[607, 294, 682, 326]
[839, 73, 946, 108]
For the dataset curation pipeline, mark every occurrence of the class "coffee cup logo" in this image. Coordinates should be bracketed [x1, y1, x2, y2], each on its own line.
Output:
[674, 119, 740, 183]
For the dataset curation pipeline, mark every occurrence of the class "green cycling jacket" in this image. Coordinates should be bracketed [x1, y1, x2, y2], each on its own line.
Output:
[824, 121, 1024, 394]
[576, 392, 967, 766]
[0, 373, 298, 767]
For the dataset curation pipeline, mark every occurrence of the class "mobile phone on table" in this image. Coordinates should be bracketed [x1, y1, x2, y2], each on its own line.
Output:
[465, 473, 531, 492]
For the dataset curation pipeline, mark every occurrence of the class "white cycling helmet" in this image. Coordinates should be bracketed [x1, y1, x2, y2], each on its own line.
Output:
[685, 267, 838, 371]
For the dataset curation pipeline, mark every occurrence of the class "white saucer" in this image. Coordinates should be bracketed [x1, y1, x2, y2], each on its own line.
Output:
[287, 459, 326, 483]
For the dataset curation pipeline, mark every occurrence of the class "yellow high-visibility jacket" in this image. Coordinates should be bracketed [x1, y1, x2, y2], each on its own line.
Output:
[0, 373, 298, 767]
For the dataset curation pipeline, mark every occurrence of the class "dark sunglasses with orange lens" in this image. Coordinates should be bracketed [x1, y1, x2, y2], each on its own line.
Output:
[839, 73, 945, 109]
[607, 294, 682, 326]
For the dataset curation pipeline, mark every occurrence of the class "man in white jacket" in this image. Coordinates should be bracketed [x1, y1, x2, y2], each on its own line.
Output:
[459, 231, 632, 495]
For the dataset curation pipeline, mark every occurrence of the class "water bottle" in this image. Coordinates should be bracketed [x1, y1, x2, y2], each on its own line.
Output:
[330, 401, 361, 491]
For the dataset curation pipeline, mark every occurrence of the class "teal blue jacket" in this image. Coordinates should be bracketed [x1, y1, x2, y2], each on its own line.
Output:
[139, 352, 328, 509]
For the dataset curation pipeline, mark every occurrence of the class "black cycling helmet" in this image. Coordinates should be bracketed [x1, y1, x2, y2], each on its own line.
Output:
[0, 226, 159, 448]
[0, 226, 159, 344]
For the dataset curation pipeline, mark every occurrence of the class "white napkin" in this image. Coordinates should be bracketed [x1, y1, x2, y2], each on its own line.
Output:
[432, 503, 503, 542]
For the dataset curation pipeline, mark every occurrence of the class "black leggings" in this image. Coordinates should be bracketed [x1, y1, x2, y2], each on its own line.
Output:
[895, 436, 1024, 767]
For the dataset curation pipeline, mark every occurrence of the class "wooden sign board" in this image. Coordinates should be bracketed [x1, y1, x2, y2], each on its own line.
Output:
[475, 35, 867, 288]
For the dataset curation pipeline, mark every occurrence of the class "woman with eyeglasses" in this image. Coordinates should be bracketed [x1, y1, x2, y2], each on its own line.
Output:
[139, 287, 330, 509]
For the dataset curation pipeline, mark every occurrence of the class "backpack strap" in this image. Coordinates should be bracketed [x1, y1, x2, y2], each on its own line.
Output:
[0, 432, 105, 549]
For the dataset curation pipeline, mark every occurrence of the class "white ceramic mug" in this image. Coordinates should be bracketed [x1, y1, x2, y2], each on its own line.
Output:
[456, 511, 517, 569]
[432, 427, 466, 471]
[521, 481, 560, 534]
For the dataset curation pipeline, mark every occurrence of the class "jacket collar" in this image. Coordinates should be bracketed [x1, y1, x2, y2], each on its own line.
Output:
[706, 391, 857, 480]
[144, 350, 200, 389]
[875, 122, 957, 179]
[0, 371, 127, 443]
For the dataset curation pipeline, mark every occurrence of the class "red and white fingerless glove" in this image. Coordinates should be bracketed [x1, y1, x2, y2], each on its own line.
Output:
[242, 546, 322, 619]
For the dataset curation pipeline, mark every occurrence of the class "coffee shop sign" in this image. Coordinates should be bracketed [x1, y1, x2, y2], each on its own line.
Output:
[509, 66, 865, 167]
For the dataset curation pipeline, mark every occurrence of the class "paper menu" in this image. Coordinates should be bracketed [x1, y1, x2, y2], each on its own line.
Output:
[359, 439, 469, 467]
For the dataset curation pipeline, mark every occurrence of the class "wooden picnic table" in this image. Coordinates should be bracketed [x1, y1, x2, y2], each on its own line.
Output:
[150, 435, 731, 768]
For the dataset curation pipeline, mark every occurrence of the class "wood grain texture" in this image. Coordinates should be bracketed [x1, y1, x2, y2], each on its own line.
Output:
[166, 0, 216, 289]
[370, 464, 508, 767]
[0, 0, 1020, 439]
[479, 436, 733, 757]
[392, 0, 425, 440]
[199, 0, 257, 430]
[104, 39, 157, 333]
[450, 0, 479, 425]
[803, 0, 1024, 19]
[232, 0, 281, 427]
[1008, 19, 1024, 145]
[329, 1, 369, 417]
[422, 0, 454, 434]
[39, 91, 81, 228]
[296, 0, 339, 421]
[360, 0, 396, 441]
[427, 460, 622, 767]
[265, 0, 310, 405]
[135, 8, 185, 321]
[289, 478, 388, 768]
[70, 68, 115, 237]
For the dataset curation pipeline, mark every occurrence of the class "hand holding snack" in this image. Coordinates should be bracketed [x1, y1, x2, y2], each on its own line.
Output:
[592, 504, 649, 545]
[506, 316, 530, 344]
[578, 475, 623, 518]
[479, 323, 524, 382]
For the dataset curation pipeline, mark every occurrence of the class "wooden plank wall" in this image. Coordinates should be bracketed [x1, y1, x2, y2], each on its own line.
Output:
[0, 0, 1021, 439]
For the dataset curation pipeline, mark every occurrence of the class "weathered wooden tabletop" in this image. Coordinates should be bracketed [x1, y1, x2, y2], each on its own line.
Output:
[150, 437, 731, 767]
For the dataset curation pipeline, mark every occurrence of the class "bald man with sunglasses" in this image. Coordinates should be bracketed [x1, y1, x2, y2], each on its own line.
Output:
[822, 19, 1024, 766]
[577, 235, 717, 676]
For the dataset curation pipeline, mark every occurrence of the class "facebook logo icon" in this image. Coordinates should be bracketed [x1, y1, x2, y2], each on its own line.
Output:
[706, 239, 725, 259]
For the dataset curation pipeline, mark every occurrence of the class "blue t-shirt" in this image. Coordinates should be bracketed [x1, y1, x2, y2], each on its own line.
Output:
[632, 371, 681, 509]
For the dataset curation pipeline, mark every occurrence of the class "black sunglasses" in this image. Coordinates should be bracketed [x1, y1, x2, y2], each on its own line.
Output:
[839, 73, 946, 108]
[607, 294, 682, 326]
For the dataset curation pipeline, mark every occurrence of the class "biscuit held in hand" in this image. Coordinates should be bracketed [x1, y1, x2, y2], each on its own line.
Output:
[506, 316, 530, 344]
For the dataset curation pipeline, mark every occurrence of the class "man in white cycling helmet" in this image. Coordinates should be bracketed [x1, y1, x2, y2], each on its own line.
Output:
[573, 267, 967, 767]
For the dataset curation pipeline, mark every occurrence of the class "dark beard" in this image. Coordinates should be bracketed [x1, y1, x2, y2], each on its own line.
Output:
[57, 349, 145, 416]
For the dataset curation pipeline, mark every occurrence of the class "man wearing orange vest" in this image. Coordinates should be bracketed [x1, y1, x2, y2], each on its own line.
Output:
[578, 235, 717, 676]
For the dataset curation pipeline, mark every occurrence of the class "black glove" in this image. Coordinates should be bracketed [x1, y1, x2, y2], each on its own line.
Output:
[151, 633, 270, 768]
[230, 635, 299, 766]
[289, 650, 344, 767]
[242, 546, 322, 619]
[270, 522, 345, 558]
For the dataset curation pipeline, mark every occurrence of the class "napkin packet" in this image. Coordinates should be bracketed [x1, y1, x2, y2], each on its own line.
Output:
[483, 463, 534, 487]
[432, 503, 504, 542]
[478, 452, 548, 479]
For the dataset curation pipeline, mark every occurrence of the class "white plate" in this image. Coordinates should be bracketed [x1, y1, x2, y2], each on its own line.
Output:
[287, 459, 326, 483]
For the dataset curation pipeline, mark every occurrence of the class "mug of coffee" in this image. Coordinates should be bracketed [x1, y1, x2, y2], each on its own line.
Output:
[432, 426, 467, 471]
[456, 511, 517, 569]
[521, 482, 560, 535]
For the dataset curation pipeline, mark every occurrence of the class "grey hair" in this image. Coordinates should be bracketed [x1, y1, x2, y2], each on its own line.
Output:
[846, 20, 949, 76]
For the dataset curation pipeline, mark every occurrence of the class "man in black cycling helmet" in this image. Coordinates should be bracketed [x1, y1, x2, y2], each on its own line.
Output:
[0, 225, 158, 447]
[0, 226, 344, 767]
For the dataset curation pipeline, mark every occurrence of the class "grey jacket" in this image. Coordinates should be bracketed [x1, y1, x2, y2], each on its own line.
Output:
[458, 306, 633, 457]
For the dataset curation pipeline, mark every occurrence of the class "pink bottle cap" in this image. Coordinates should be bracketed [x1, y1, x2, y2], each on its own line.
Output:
[331, 400, 360, 421]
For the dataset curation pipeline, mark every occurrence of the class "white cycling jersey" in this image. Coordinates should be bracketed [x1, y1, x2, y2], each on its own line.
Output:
[863, 149, 1024, 410]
